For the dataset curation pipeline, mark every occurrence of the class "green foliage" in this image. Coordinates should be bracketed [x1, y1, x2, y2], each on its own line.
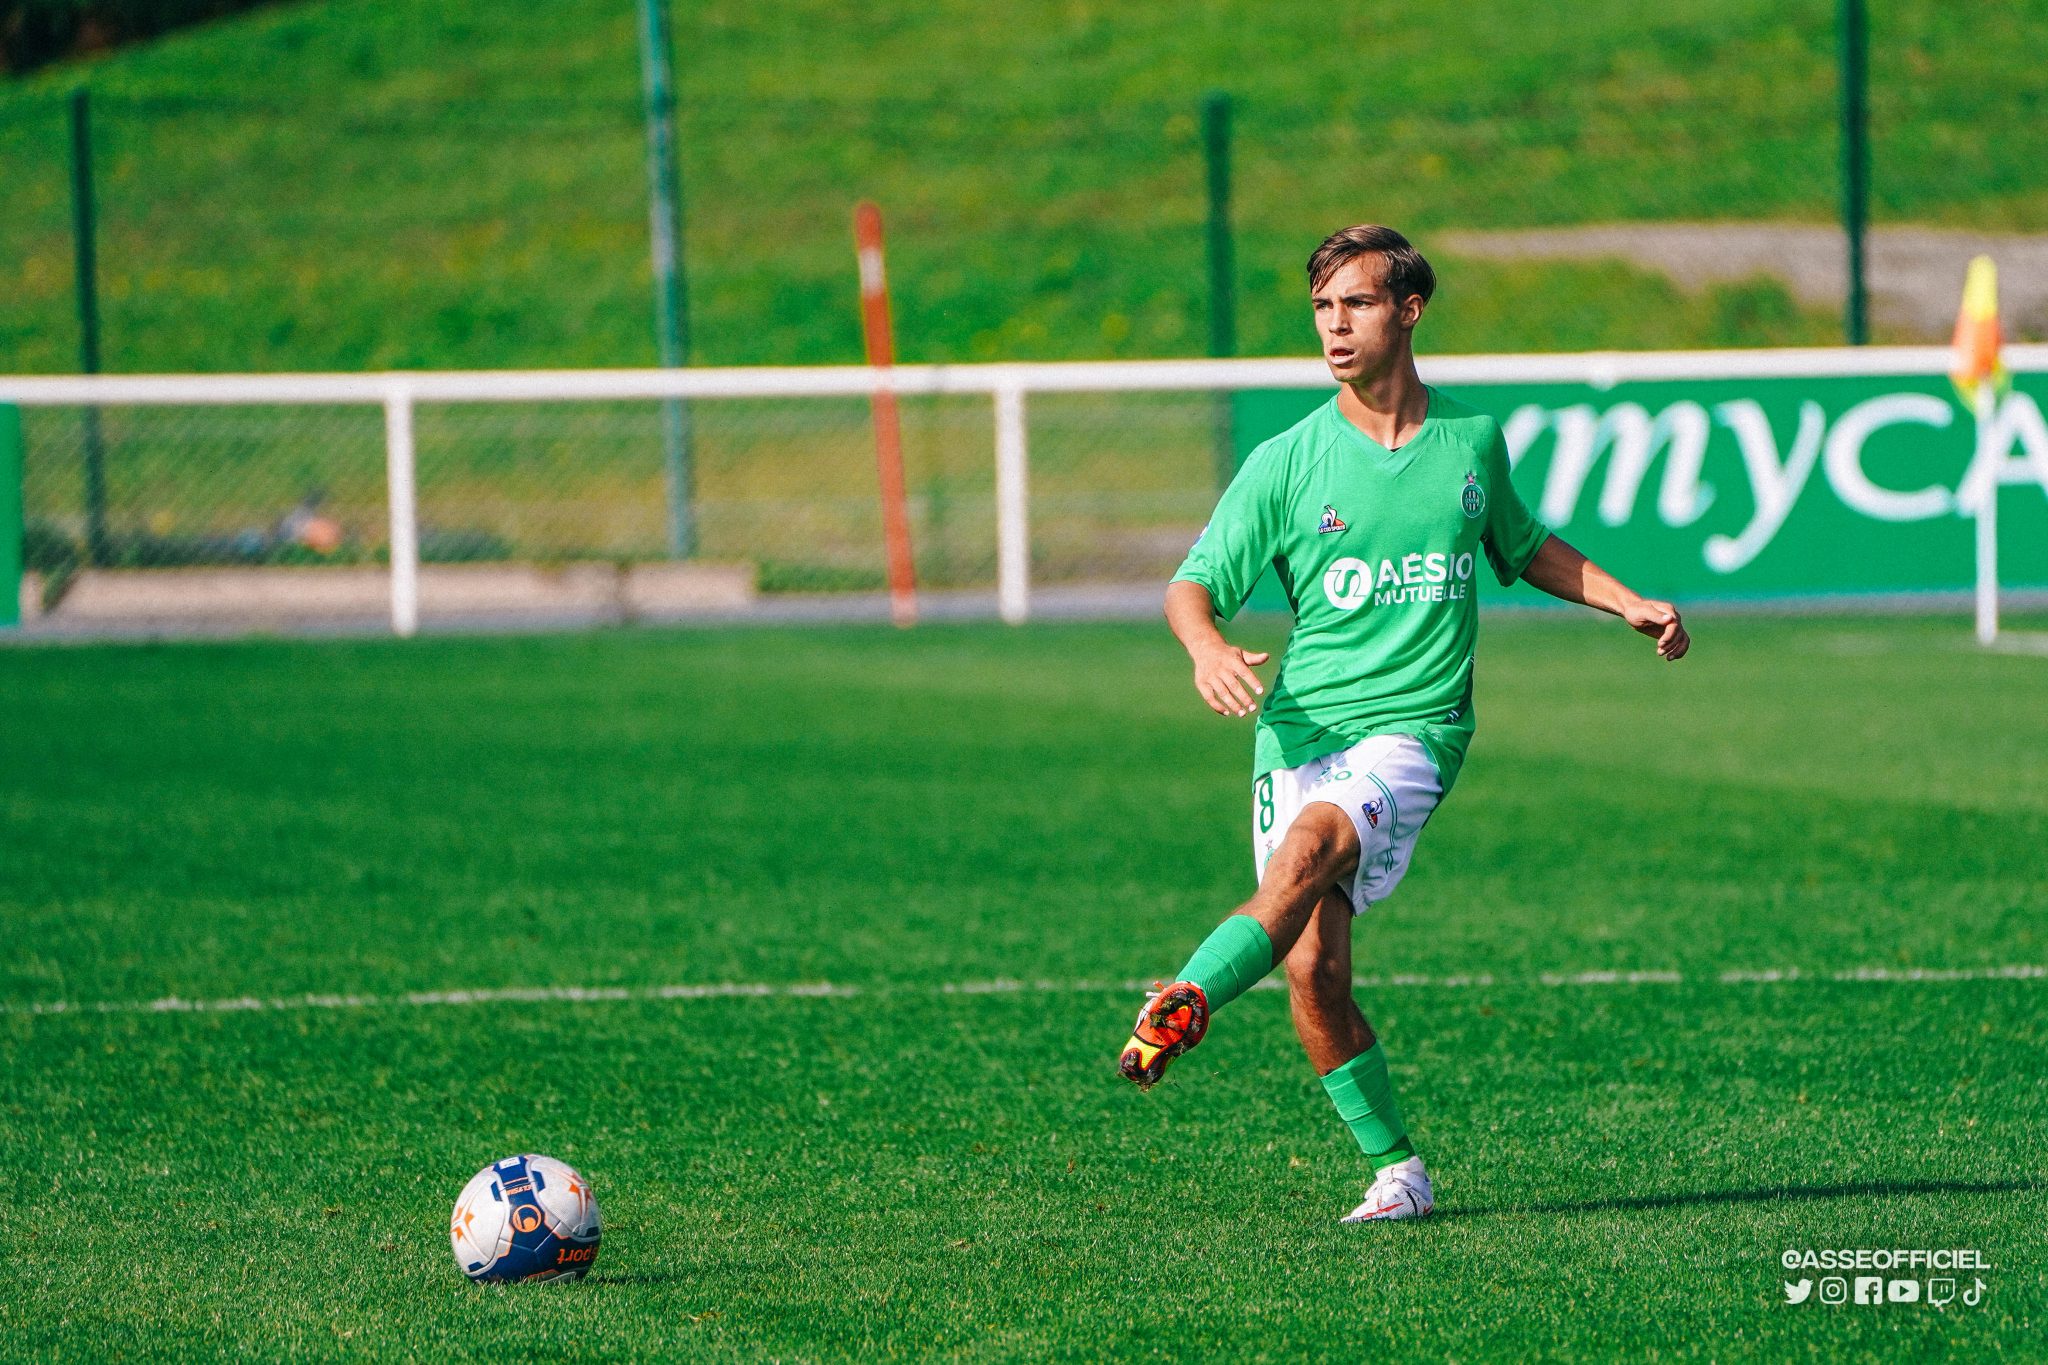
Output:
[754, 559, 888, 595]
[20, 513, 80, 572]
[416, 526, 511, 565]
[0, 616, 2043, 1357]
[3, 0, 2040, 375]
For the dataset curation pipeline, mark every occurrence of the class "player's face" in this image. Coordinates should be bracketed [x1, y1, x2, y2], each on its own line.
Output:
[1311, 255, 1422, 382]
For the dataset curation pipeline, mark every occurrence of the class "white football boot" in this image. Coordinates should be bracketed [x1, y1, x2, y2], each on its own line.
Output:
[1339, 1155, 1435, 1223]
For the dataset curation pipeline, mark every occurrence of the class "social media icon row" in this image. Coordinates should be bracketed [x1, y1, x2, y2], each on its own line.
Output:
[1785, 1277, 1987, 1307]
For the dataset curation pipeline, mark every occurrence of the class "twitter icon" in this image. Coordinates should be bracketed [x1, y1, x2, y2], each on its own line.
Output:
[1784, 1279, 1813, 1304]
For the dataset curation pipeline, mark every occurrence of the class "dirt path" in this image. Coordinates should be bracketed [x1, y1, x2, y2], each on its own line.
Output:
[1438, 224, 2048, 340]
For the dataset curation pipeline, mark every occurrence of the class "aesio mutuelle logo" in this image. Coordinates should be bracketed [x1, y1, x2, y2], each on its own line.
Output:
[1323, 553, 1477, 611]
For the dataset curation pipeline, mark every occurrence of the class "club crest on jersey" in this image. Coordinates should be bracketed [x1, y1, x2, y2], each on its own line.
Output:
[1461, 472, 1486, 520]
[1360, 798, 1384, 829]
[1317, 504, 1347, 535]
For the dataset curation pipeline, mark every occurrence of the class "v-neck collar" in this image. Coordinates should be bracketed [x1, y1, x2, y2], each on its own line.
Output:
[1327, 385, 1435, 475]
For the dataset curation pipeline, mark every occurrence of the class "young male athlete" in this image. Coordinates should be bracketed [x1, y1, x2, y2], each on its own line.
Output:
[1118, 225, 1690, 1223]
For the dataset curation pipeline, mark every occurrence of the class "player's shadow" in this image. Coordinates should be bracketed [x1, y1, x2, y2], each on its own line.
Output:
[1439, 1176, 2043, 1220]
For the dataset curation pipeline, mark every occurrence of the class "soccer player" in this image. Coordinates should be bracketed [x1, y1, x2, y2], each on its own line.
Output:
[1118, 225, 1690, 1222]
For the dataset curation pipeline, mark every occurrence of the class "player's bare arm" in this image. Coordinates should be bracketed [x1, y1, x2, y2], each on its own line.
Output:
[1165, 579, 1269, 717]
[1519, 534, 1692, 661]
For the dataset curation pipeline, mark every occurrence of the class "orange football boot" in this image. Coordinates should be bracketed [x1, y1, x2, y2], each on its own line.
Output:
[1117, 980, 1209, 1089]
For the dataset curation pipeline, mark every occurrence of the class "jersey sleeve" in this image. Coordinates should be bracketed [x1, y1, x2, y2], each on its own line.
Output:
[1479, 421, 1548, 585]
[1171, 441, 1288, 620]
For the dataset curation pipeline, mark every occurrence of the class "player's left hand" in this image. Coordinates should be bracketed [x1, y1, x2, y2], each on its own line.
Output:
[1623, 597, 1689, 661]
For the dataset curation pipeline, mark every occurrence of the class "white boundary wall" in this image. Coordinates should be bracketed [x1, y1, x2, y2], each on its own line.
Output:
[6, 345, 2045, 635]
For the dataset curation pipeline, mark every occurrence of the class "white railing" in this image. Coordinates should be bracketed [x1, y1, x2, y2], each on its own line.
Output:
[6, 345, 2044, 635]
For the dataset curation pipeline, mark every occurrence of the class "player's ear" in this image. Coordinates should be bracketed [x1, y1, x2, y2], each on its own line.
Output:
[1399, 294, 1426, 329]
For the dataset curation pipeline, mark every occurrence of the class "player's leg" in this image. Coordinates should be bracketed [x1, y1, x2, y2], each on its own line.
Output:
[1284, 893, 1428, 1220]
[1176, 800, 1363, 1004]
[1282, 887, 1374, 1073]
[1243, 801, 1364, 958]
[1289, 737, 1445, 1221]
[1118, 803, 1358, 1089]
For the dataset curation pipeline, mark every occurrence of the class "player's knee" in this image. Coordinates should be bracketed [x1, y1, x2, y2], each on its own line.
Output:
[1272, 805, 1357, 885]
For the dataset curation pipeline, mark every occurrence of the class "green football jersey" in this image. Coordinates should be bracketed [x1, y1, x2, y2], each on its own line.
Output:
[1172, 387, 1549, 789]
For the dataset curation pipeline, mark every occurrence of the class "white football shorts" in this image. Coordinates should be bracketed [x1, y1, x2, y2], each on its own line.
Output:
[1251, 733, 1444, 914]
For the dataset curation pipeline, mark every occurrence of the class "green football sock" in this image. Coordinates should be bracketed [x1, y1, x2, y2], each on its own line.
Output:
[1173, 914, 1274, 1011]
[1320, 1043, 1417, 1170]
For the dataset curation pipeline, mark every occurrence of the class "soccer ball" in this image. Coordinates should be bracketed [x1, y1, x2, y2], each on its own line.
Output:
[450, 1154, 602, 1284]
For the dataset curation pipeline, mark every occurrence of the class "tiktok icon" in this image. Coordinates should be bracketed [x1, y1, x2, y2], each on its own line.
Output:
[1927, 1277, 1992, 1309]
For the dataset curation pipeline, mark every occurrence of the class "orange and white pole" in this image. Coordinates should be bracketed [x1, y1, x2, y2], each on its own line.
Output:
[854, 201, 917, 627]
[1952, 255, 2003, 645]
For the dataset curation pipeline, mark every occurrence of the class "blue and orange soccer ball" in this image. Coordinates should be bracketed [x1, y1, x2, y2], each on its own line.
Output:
[450, 1154, 602, 1284]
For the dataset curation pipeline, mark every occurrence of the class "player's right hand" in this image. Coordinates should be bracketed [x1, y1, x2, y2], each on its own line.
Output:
[1191, 641, 1270, 717]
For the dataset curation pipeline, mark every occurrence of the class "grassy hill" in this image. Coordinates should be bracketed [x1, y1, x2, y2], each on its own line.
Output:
[2, 0, 2043, 375]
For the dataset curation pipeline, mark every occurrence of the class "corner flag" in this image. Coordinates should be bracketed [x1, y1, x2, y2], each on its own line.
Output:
[1954, 256, 2008, 645]
[1950, 255, 2005, 407]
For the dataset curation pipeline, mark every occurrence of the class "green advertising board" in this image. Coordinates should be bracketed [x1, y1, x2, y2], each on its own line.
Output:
[1232, 372, 2048, 609]
[1, 405, 18, 630]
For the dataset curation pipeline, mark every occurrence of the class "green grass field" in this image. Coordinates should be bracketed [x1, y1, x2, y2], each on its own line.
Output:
[5, 0, 2044, 375]
[3, 615, 2044, 1359]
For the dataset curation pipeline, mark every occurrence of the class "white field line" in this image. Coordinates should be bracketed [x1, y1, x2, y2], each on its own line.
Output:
[8, 965, 2045, 1019]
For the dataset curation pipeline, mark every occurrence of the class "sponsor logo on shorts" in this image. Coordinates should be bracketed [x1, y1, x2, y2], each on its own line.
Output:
[1360, 798, 1384, 829]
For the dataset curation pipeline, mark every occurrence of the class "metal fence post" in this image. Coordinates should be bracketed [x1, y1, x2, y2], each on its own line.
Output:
[1838, 0, 1869, 345]
[638, 0, 696, 557]
[68, 88, 111, 565]
[994, 384, 1030, 625]
[1202, 92, 1238, 491]
[384, 384, 420, 637]
[1202, 92, 1236, 360]
[1, 405, 20, 629]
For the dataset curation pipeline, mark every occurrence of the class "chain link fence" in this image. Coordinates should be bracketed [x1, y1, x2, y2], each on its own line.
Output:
[14, 387, 1219, 616]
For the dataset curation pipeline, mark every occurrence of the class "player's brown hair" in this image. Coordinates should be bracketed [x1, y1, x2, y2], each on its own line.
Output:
[1307, 225, 1437, 304]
